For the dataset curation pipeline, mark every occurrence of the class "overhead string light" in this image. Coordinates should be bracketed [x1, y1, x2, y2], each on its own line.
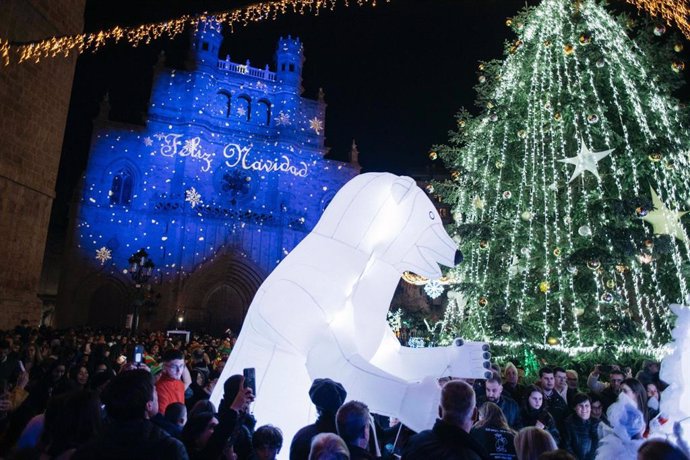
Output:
[1, 0, 381, 66]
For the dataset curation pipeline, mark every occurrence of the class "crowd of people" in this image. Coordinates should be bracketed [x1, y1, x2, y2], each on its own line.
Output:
[0, 321, 687, 460]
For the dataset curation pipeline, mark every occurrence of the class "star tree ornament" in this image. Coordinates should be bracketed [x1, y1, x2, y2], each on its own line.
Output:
[95, 246, 112, 265]
[641, 187, 689, 242]
[185, 187, 202, 208]
[557, 137, 614, 183]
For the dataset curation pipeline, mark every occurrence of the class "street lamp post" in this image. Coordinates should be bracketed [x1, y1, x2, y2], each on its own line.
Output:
[128, 248, 155, 334]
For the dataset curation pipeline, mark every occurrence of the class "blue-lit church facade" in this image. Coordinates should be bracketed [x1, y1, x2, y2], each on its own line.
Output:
[57, 22, 359, 332]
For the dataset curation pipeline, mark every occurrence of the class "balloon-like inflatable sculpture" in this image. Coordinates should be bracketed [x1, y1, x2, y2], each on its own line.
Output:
[210, 173, 491, 452]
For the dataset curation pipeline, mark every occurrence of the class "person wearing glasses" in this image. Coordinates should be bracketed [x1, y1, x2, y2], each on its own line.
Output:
[586, 365, 625, 412]
[157, 349, 192, 414]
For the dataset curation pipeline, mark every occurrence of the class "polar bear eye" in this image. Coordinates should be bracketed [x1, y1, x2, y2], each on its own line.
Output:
[429, 211, 435, 220]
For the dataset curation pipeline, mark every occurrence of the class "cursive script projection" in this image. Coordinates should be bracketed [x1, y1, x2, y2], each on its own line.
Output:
[224, 144, 309, 177]
[154, 134, 309, 178]
[156, 133, 214, 172]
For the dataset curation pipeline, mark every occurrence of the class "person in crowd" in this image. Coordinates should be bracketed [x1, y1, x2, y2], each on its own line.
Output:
[68, 365, 90, 390]
[183, 374, 254, 460]
[645, 382, 660, 420]
[33, 389, 102, 459]
[0, 340, 19, 384]
[635, 360, 664, 389]
[335, 401, 377, 460]
[165, 402, 188, 436]
[291, 378, 348, 460]
[251, 424, 283, 460]
[479, 374, 521, 430]
[220, 374, 257, 460]
[72, 369, 188, 459]
[561, 393, 598, 460]
[156, 349, 191, 415]
[637, 439, 689, 460]
[537, 367, 569, 432]
[620, 378, 649, 424]
[594, 390, 645, 460]
[538, 450, 576, 460]
[470, 401, 517, 460]
[587, 365, 624, 411]
[18, 343, 43, 379]
[553, 368, 576, 408]
[186, 369, 211, 410]
[309, 433, 350, 460]
[503, 363, 526, 406]
[565, 371, 578, 392]
[587, 394, 608, 426]
[189, 399, 217, 418]
[519, 386, 560, 445]
[402, 379, 489, 460]
[514, 427, 557, 460]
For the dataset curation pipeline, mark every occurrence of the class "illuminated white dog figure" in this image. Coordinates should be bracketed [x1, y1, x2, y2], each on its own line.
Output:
[210, 173, 491, 453]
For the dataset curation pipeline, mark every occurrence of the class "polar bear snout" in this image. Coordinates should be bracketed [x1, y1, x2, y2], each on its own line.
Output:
[454, 249, 464, 265]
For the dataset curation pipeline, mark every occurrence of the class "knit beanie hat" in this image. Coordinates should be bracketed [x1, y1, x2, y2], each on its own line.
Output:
[309, 378, 347, 414]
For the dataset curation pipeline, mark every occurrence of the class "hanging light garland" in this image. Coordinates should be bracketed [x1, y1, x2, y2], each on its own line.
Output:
[0, 0, 687, 67]
[1, 0, 380, 66]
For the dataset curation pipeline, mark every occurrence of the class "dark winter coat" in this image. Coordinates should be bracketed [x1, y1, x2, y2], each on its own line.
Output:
[289, 413, 338, 460]
[470, 425, 517, 460]
[544, 390, 570, 433]
[402, 419, 490, 460]
[502, 383, 526, 407]
[520, 406, 560, 445]
[477, 396, 522, 430]
[347, 443, 377, 460]
[561, 414, 599, 460]
[72, 419, 188, 460]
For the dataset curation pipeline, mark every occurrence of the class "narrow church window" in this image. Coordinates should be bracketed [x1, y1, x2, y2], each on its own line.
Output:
[289, 63, 295, 72]
[110, 169, 133, 205]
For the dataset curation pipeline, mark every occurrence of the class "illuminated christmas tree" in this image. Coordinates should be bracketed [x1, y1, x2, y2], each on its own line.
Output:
[432, 0, 690, 356]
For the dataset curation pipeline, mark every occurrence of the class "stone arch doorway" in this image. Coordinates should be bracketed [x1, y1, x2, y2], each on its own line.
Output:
[202, 284, 247, 336]
[179, 251, 265, 335]
[88, 281, 129, 328]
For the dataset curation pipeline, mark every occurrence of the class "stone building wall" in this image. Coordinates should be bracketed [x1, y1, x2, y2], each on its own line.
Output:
[0, 0, 85, 328]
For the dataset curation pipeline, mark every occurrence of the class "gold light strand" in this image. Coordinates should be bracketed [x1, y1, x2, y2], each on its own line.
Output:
[625, 0, 690, 40]
[1, 0, 379, 66]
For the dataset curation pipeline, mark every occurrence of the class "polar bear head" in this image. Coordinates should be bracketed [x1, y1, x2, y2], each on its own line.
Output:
[314, 173, 461, 278]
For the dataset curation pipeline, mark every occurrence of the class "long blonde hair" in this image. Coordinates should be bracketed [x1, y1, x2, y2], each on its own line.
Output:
[514, 427, 557, 460]
[474, 402, 515, 434]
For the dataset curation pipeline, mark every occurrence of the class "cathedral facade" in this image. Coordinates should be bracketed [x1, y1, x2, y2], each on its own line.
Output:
[56, 22, 359, 333]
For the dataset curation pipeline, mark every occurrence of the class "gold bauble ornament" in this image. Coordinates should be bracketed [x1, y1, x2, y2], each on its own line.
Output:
[579, 33, 592, 45]
[505, 18, 513, 27]
[587, 259, 601, 270]
[451, 170, 460, 182]
[587, 114, 599, 124]
[674, 42, 684, 53]
[495, 160, 504, 169]
[429, 151, 438, 161]
[478, 63, 486, 71]
[543, 39, 552, 47]
[563, 44, 575, 55]
[615, 264, 629, 273]
[547, 337, 560, 345]
[479, 297, 488, 307]
[539, 281, 551, 293]
[574, 307, 585, 317]
[553, 247, 561, 257]
[554, 112, 562, 121]
[517, 129, 527, 139]
[425, 184, 434, 194]
[501, 323, 512, 333]
[479, 240, 489, 249]
[648, 152, 662, 162]
[606, 279, 615, 289]
[478, 75, 487, 84]
[521, 211, 533, 221]
[644, 239, 654, 248]
[664, 160, 675, 170]
[672, 61, 685, 73]
[458, 119, 466, 128]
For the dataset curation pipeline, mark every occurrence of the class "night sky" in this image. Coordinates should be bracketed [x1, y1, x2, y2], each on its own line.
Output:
[52, 0, 683, 230]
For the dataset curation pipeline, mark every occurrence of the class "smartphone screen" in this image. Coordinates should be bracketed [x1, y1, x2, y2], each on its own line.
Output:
[134, 345, 145, 364]
[243, 367, 256, 397]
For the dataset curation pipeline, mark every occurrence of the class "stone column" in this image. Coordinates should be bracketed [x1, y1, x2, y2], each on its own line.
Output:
[0, 0, 86, 328]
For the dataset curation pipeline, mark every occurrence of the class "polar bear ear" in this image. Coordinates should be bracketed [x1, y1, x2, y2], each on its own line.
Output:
[391, 176, 416, 204]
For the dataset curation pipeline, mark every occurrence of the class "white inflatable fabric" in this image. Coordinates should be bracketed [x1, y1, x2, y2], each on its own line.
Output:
[209, 173, 491, 455]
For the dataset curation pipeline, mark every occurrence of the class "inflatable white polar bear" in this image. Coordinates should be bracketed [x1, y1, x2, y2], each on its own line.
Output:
[210, 173, 491, 451]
